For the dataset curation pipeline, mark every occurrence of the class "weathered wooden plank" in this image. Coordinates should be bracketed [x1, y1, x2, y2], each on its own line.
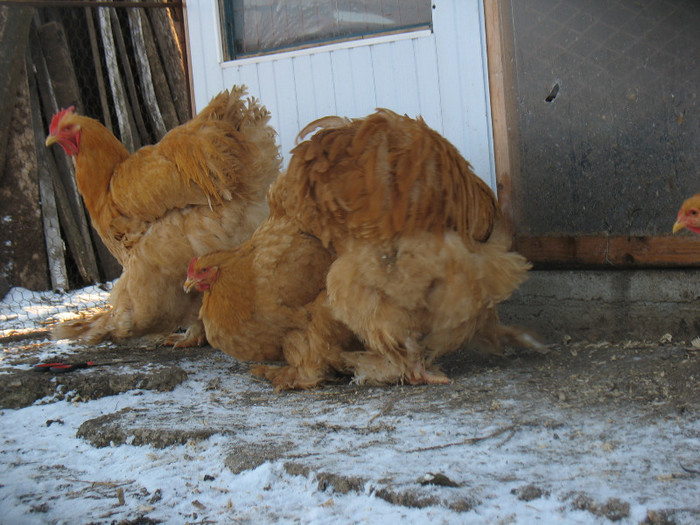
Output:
[0, 58, 50, 291]
[0, 5, 33, 179]
[132, 6, 179, 134]
[513, 235, 700, 268]
[28, 52, 69, 291]
[30, 20, 100, 285]
[484, 0, 519, 234]
[37, 21, 82, 112]
[126, 5, 168, 139]
[98, 6, 136, 152]
[148, 2, 190, 123]
[109, 8, 150, 146]
[84, 7, 113, 133]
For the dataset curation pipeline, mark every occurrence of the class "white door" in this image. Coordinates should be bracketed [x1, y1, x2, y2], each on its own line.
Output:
[186, 0, 495, 188]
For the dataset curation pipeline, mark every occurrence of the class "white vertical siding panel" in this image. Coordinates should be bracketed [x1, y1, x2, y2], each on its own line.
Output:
[188, 0, 225, 111]
[389, 39, 421, 116]
[369, 43, 396, 109]
[432, 0, 467, 166]
[272, 59, 299, 159]
[291, 54, 318, 137]
[329, 48, 357, 116]
[454, 1, 494, 186]
[348, 45, 377, 116]
[412, 37, 443, 135]
[225, 64, 261, 98]
[308, 53, 337, 117]
[255, 61, 282, 143]
[432, 0, 493, 185]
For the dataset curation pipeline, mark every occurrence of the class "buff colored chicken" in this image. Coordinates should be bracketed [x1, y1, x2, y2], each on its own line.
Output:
[673, 193, 700, 234]
[184, 187, 356, 379]
[46, 86, 280, 346]
[253, 109, 544, 388]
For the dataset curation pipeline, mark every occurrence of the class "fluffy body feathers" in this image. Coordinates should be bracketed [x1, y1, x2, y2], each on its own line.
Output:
[47, 87, 280, 345]
[185, 216, 335, 362]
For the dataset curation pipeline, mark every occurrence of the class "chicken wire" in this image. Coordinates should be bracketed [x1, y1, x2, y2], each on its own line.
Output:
[0, 282, 112, 339]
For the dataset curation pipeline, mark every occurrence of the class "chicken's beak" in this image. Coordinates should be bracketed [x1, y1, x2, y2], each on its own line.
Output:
[673, 220, 686, 234]
[183, 278, 196, 293]
[45, 135, 57, 147]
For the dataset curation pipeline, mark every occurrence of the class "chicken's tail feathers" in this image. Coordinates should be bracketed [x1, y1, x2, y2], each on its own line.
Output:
[164, 85, 281, 206]
[283, 109, 501, 247]
[194, 86, 272, 130]
[52, 309, 112, 344]
[295, 115, 353, 144]
[496, 325, 549, 354]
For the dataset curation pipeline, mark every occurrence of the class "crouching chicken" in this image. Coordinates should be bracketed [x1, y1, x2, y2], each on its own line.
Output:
[188, 109, 544, 389]
[46, 86, 280, 346]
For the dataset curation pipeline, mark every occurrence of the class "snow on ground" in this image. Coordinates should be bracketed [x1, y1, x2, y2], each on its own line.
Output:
[0, 286, 698, 524]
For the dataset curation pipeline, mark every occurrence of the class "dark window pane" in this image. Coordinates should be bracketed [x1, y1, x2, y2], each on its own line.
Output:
[220, 0, 432, 60]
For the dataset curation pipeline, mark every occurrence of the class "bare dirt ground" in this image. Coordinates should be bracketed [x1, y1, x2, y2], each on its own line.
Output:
[0, 336, 698, 523]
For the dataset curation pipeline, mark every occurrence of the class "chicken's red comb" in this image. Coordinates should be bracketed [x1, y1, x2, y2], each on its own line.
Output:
[49, 106, 75, 135]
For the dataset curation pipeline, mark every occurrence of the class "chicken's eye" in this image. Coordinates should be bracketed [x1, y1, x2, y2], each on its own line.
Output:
[691, 210, 698, 216]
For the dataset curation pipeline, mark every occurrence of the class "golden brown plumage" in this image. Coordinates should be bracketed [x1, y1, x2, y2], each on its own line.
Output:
[183, 212, 348, 371]
[280, 109, 499, 250]
[46, 86, 280, 346]
[252, 109, 544, 388]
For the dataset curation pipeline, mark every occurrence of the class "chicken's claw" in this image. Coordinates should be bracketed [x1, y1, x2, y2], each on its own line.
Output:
[163, 323, 206, 348]
[251, 364, 323, 391]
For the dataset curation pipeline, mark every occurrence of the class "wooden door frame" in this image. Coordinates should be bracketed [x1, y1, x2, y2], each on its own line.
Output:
[483, 0, 700, 268]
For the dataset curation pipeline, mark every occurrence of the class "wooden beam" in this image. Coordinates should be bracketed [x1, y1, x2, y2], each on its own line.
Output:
[483, 0, 519, 233]
[513, 235, 700, 268]
[0, 5, 33, 177]
[28, 53, 69, 290]
[148, 1, 190, 123]
[98, 6, 136, 152]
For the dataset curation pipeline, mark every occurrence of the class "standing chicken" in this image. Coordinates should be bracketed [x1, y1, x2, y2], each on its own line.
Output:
[46, 86, 280, 346]
[187, 109, 542, 389]
[673, 193, 700, 234]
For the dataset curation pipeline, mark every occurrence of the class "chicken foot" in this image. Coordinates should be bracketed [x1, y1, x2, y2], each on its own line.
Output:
[162, 322, 207, 348]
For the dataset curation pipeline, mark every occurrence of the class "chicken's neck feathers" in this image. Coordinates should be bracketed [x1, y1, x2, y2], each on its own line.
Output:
[73, 118, 129, 217]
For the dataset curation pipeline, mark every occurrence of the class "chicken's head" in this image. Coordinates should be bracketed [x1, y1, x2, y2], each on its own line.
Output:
[673, 194, 700, 235]
[46, 106, 81, 156]
[184, 257, 220, 293]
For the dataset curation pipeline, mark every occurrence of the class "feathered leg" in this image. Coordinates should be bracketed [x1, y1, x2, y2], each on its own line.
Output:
[252, 292, 355, 390]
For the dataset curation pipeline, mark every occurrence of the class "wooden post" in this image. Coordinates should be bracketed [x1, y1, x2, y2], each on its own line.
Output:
[84, 7, 113, 134]
[98, 6, 136, 152]
[127, 5, 172, 138]
[29, 20, 100, 285]
[0, 58, 50, 291]
[0, 6, 33, 178]
[483, 0, 520, 235]
[109, 8, 151, 146]
[37, 21, 83, 112]
[148, 2, 191, 123]
[28, 52, 69, 291]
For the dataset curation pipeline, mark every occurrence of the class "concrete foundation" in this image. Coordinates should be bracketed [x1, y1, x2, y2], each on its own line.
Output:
[500, 270, 700, 343]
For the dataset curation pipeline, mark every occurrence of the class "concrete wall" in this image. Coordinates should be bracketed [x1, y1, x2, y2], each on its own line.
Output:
[500, 270, 700, 343]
